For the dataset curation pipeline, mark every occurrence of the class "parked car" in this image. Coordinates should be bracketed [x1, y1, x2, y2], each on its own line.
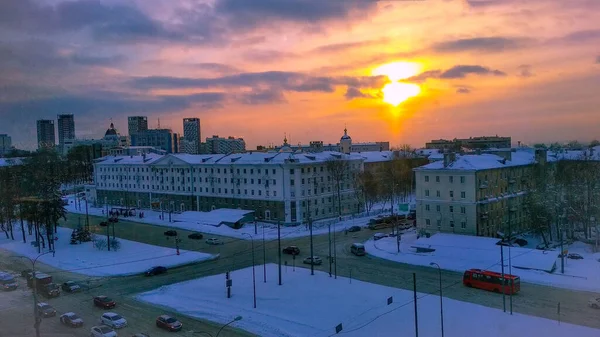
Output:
[303, 256, 323, 265]
[36, 302, 56, 318]
[347, 226, 361, 233]
[188, 233, 203, 240]
[60, 312, 84, 327]
[90, 325, 117, 337]
[21, 269, 33, 278]
[568, 253, 584, 260]
[93, 296, 116, 309]
[156, 314, 183, 332]
[373, 233, 387, 241]
[100, 312, 127, 329]
[145, 266, 167, 276]
[282, 246, 300, 255]
[206, 238, 224, 245]
[0, 271, 18, 291]
[164, 230, 178, 237]
[589, 297, 600, 309]
[132, 334, 151, 337]
[62, 281, 81, 293]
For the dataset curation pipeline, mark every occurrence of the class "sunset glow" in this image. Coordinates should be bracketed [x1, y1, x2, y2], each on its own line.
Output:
[381, 82, 421, 106]
[372, 62, 422, 81]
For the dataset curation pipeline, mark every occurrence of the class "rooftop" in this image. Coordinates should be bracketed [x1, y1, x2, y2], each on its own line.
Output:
[415, 151, 538, 171]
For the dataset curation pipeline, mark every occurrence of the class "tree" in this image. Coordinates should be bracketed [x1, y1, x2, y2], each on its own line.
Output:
[326, 157, 351, 219]
[590, 139, 600, 147]
[355, 171, 379, 214]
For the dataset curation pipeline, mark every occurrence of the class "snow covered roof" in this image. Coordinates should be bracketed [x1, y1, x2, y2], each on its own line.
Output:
[547, 146, 600, 161]
[0, 157, 24, 167]
[95, 153, 163, 165]
[415, 151, 537, 171]
[353, 151, 394, 163]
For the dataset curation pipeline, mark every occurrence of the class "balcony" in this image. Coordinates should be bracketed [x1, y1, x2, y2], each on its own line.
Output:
[480, 212, 489, 220]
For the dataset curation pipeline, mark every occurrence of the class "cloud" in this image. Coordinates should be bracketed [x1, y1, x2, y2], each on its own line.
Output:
[70, 54, 127, 66]
[456, 86, 472, 94]
[344, 87, 370, 100]
[311, 38, 390, 54]
[236, 90, 286, 105]
[192, 63, 242, 75]
[243, 49, 298, 62]
[517, 64, 534, 78]
[440, 65, 506, 79]
[432, 37, 531, 52]
[559, 29, 600, 43]
[596, 56, 600, 64]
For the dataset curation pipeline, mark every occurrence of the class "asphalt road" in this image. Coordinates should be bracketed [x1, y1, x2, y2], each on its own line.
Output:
[1, 213, 599, 337]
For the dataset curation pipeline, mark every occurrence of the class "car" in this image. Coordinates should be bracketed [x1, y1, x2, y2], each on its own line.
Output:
[303, 256, 323, 265]
[0, 271, 18, 291]
[36, 302, 56, 318]
[62, 281, 81, 293]
[100, 312, 127, 329]
[282, 246, 300, 255]
[188, 232, 203, 240]
[164, 230, 178, 237]
[145, 266, 167, 276]
[589, 297, 600, 309]
[132, 334, 151, 337]
[156, 314, 183, 331]
[568, 253, 584, 260]
[90, 325, 117, 337]
[347, 226, 361, 233]
[60, 312, 84, 327]
[21, 269, 33, 278]
[206, 238, 224, 245]
[94, 296, 116, 309]
[373, 233, 387, 241]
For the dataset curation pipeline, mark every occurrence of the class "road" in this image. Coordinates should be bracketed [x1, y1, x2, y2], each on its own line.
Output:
[1, 212, 599, 337]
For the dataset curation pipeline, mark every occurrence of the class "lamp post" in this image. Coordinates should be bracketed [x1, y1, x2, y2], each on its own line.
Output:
[242, 233, 256, 308]
[429, 262, 444, 337]
[216, 316, 243, 337]
[14, 250, 55, 337]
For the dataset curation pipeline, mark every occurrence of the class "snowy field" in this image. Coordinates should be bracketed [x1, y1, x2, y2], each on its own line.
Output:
[0, 227, 215, 276]
[365, 231, 600, 292]
[65, 195, 397, 240]
[136, 264, 599, 337]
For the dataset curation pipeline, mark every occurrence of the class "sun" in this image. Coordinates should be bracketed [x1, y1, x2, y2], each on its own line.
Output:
[381, 82, 421, 106]
[372, 61, 421, 81]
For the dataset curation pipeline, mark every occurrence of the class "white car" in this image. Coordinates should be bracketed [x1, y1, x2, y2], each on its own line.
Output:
[373, 233, 388, 241]
[589, 297, 600, 309]
[303, 256, 323, 265]
[100, 312, 127, 329]
[90, 325, 117, 337]
[205, 238, 224, 245]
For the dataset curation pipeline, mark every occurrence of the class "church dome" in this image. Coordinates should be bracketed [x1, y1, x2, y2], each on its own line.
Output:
[104, 123, 119, 138]
[340, 127, 351, 141]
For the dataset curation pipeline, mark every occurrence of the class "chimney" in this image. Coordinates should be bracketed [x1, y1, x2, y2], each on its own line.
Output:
[535, 148, 547, 165]
[443, 152, 456, 168]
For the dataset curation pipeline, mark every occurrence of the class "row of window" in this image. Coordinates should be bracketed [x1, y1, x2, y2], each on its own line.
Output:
[424, 190, 467, 198]
[424, 175, 466, 183]
[424, 205, 467, 214]
[100, 166, 279, 175]
[99, 183, 278, 197]
[425, 218, 467, 229]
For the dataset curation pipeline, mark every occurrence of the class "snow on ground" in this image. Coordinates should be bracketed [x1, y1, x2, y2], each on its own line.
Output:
[365, 231, 600, 292]
[64, 195, 395, 240]
[0, 227, 215, 277]
[136, 263, 599, 337]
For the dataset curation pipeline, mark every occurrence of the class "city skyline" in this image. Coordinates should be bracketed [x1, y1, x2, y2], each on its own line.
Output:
[1, 0, 599, 150]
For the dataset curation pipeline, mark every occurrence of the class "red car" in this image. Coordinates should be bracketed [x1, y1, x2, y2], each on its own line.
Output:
[93, 295, 116, 309]
[156, 315, 183, 331]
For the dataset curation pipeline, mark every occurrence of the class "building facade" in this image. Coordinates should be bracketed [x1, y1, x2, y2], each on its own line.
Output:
[426, 136, 512, 150]
[128, 116, 148, 136]
[57, 114, 75, 147]
[91, 151, 364, 225]
[0, 134, 12, 155]
[414, 150, 542, 237]
[182, 118, 201, 154]
[130, 129, 179, 153]
[205, 135, 245, 154]
[36, 119, 56, 149]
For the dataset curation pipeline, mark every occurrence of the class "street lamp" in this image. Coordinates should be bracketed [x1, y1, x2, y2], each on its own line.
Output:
[429, 262, 444, 337]
[14, 251, 55, 337]
[242, 233, 256, 309]
[216, 316, 243, 337]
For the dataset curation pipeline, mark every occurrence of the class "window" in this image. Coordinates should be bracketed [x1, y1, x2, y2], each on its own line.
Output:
[461, 220, 467, 229]
[436, 205, 441, 212]
[450, 220, 454, 228]
[449, 176, 454, 183]
[436, 176, 440, 183]
[449, 206, 454, 213]
[450, 191, 454, 198]
[461, 206, 466, 214]
[436, 190, 440, 197]
[425, 175, 429, 182]
[425, 190, 430, 197]
[437, 219, 441, 227]
[461, 191, 466, 199]
[426, 219, 431, 226]
[460, 176, 465, 183]
[425, 204, 430, 211]
[290, 169, 295, 174]
[302, 178, 305, 184]
[274, 191, 277, 196]
[290, 179, 295, 186]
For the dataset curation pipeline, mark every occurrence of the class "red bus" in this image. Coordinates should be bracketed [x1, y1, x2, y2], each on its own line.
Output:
[463, 269, 520, 294]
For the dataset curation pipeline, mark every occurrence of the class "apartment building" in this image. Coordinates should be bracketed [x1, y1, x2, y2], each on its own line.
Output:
[414, 150, 545, 237]
[182, 118, 201, 154]
[130, 129, 179, 153]
[426, 136, 511, 150]
[128, 116, 148, 136]
[205, 135, 245, 154]
[0, 134, 12, 155]
[36, 119, 56, 149]
[90, 151, 364, 225]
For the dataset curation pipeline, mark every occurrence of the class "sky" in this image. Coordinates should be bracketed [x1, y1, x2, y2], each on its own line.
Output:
[0, 0, 599, 150]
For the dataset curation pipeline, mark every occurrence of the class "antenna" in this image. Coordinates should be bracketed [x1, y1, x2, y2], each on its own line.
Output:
[157, 118, 161, 129]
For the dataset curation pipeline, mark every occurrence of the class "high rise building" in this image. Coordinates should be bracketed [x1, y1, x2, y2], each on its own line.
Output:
[0, 134, 12, 155]
[205, 135, 246, 154]
[36, 119, 56, 149]
[182, 118, 201, 154]
[130, 129, 179, 153]
[128, 116, 148, 136]
[57, 114, 75, 146]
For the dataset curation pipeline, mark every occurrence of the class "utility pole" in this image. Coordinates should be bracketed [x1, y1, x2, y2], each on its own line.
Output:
[308, 200, 314, 275]
[328, 222, 332, 277]
[85, 197, 90, 232]
[334, 218, 337, 279]
[500, 244, 506, 312]
[413, 273, 419, 337]
[278, 221, 282, 285]
[262, 221, 266, 283]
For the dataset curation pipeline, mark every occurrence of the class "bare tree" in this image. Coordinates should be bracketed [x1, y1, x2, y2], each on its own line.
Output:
[326, 157, 351, 219]
[355, 171, 379, 214]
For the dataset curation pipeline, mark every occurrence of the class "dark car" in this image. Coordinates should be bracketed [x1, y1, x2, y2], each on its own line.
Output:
[60, 312, 84, 327]
[36, 302, 56, 317]
[188, 233, 203, 240]
[164, 230, 178, 237]
[93, 295, 116, 309]
[568, 253, 584, 260]
[145, 266, 167, 276]
[62, 281, 81, 293]
[407, 210, 416, 220]
[156, 315, 183, 332]
[0, 272, 18, 291]
[21, 269, 33, 278]
[282, 246, 300, 255]
[132, 334, 151, 337]
[348, 226, 361, 233]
